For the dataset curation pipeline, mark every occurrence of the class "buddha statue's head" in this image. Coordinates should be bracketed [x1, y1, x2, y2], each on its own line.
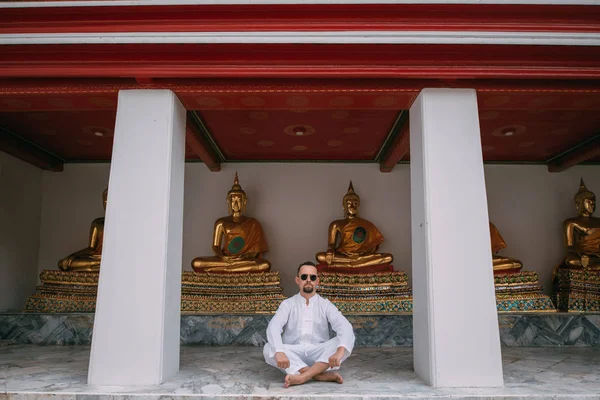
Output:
[102, 188, 108, 210]
[574, 178, 596, 217]
[227, 172, 247, 215]
[342, 181, 360, 218]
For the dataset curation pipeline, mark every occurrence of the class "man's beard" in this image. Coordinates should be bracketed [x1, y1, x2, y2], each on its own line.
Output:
[303, 285, 314, 293]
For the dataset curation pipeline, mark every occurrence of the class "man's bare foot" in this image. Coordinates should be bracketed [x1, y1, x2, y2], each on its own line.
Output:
[284, 374, 308, 388]
[313, 371, 343, 384]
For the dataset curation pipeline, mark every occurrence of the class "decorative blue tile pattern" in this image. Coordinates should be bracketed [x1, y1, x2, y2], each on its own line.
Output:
[1, 312, 599, 346]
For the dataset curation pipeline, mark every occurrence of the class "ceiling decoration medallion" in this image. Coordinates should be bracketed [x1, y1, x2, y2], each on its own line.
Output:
[482, 145, 496, 153]
[286, 96, 310, 107]
[292, 145, 308, 151]
[491, 125, 526, 137]
[258, 140, 274, 147]
[329, 96, 354, 107]
[241, 96, 266, 107]
[82, 126, 113, 137]
[195, 97, 222, 107]
[373, 96, 397, 107]
[249, 111, 269, 121]
[327, 140, 343, 147]
[284, 124, 315, 137]
[331, 110, 349, 120]
[240, 127, 256, 135]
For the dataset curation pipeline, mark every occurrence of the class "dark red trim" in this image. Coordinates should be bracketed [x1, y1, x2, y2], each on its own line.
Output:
[0, 128, 64, 171]
[1, 43, 599, 80]
[1, 4, 599, 34]
[547, 135, 600, 172]
[381, 120, 410, 173]
[185, 115, 221, 172]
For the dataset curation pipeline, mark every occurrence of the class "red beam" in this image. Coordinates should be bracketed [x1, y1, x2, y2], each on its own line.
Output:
[1, 4, 599, 34]
[547, 135, 600, 173]
[0, 129, 64, 171]
[380, 119, 409, 173]
[185, 116, 220, 172]
[1, 43, 599, 80]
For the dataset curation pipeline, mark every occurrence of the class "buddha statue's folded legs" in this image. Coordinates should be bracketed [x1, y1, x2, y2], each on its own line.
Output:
[58, 253, 101, 272]
[492, 255, 523, 272]
[315, 252, 393, 268]
[192, 256, 271, 273]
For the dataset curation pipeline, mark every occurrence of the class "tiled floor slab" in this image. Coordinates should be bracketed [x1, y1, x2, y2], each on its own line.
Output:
[1, 345, 599, 399]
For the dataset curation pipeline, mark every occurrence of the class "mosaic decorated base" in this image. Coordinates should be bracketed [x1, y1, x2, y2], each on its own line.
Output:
[25, 270, 286, 314]
[554, 268, 600, 312]
[494, 270, 556, 312]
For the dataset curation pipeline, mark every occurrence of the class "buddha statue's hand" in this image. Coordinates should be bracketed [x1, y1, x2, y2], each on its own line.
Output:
[582, 254, 590, 268]
[325, 250, 335, 265]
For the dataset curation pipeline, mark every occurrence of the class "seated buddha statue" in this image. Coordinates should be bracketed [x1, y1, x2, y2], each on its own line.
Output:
[316, 181, 393, 268]
[561, 179, 600, 270]
[489, 221, 523, 273]
[58, 189, 107, 272]
[191, 173, 271, 273]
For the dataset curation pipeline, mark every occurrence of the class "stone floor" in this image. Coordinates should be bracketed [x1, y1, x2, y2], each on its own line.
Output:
[1, 344, 599, 399]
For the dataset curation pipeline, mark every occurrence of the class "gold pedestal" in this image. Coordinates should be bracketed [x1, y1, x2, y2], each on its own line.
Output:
[25, 270, 286, 314]
[317, 271, 413, 314]
[554, 268, 600, 312]
[24, 270, 99, 313]
[495, 271, 556, 312]
[181, 271, 285, 314]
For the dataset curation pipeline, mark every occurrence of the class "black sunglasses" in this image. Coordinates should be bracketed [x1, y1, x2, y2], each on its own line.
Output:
[300, 274, 318, 281]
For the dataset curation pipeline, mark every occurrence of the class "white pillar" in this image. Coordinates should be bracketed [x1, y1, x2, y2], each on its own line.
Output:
[88, 90, 186, 386]
[410, 88, 503, 388]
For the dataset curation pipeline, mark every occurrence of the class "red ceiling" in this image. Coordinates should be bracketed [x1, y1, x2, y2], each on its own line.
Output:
[1, 2, 599, 169]
[1, 86, 599, 164]
[200, 109, 398, 161]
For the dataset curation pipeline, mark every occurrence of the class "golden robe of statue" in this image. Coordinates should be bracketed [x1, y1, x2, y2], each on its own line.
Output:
[316, 181, 393, 268]
[561, 179, 600, 270]
[58, 189, 107, 272]
[191, 173, 271, 273]
[489, 221, 523, 272]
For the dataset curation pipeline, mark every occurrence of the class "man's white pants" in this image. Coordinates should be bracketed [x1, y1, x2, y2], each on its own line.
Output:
[263, 338, 349, 375]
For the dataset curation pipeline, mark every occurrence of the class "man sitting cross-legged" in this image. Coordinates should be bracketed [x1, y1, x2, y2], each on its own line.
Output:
[263, 261, 355, 388]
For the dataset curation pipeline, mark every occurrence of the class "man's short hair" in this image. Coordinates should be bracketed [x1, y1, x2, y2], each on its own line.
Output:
[297, 261, 316, 275]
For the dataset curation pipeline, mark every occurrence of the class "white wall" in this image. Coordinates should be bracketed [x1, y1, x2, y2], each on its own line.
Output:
[37, 162, 600, 297]
[0, 152, 42, 311]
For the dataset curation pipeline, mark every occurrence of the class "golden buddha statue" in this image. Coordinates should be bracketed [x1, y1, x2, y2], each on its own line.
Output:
[561, 179, 600, 270]
[191, 173, 271, 273]
[58, 189, 107, 272]
[316, 181, 393, 268]
[489, 222, 523, 272]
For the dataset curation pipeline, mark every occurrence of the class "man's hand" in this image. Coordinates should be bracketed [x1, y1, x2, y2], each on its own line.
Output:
[275, 352, 290, 369]
[328, 347, 345, 368]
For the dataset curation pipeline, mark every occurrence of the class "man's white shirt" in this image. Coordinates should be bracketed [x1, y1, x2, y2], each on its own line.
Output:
[266, 293, 355, 358]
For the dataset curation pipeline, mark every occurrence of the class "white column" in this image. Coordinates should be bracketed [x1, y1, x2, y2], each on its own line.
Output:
[410, 88, 503, 388]
[88, 90, 186, 386]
